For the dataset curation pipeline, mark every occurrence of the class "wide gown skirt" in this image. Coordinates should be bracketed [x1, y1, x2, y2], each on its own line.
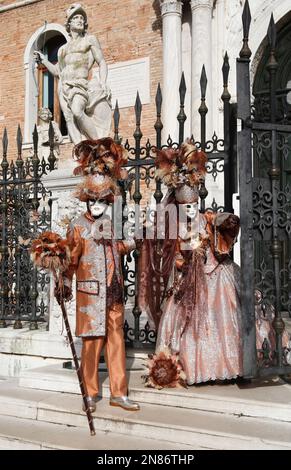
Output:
[156, 257, 243, 385]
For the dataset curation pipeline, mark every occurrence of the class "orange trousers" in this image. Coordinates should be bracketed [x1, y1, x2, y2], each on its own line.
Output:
[81, 303, 127, 398]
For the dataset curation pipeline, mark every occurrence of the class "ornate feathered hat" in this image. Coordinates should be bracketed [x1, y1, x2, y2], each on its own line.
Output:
[73, 137, 127, 179]
[74, 172, 120, 203]
[154, 140, 207, 204]
[73, 138, 127, 203]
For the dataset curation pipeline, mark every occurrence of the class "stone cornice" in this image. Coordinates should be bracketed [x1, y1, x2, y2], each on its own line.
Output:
[190, 0, 213, 11]
[160, 0, 183, 17]
[0, 0, 44, 14]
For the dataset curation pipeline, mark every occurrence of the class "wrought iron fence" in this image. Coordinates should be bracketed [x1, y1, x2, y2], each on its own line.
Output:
[0, 55, 235, 340]
[238, 0, 291, 378]
[114, 58, 236, 348]
[0, 124, 56, 330]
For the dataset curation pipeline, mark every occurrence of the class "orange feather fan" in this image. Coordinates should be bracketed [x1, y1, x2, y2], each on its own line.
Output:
[143, 348, 187, 390]
[30, 231, 71, 274]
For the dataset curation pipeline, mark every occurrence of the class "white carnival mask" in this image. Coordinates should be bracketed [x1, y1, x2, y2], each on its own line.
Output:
[182, 202, 199, 220]
[88, 199, 108, 218]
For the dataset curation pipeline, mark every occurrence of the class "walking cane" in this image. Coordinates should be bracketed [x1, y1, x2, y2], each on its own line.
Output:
[30, 231, 96, 436]
[58, 294, 96, 436]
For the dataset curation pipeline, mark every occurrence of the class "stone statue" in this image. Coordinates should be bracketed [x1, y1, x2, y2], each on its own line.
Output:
[37, 107, 63, 158]
[34, 3, 112, 145]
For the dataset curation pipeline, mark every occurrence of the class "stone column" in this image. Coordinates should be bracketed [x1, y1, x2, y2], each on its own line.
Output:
[160, 0, 183, 142]
[191, 0, 213, 140]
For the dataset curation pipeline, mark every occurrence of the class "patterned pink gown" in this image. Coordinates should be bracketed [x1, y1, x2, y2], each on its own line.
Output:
[155, 213, 243, 385]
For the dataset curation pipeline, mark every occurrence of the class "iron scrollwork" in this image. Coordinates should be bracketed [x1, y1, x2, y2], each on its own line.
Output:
[0, 124, 56, 329]
[114, 51, 234, 347]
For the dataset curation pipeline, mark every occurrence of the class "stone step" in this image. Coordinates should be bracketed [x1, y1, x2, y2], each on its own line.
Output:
[19, 365, 291, 424]
[0, 325, 150, 377]
[1, 380, 291, 450]
[0, 415, 193, 450]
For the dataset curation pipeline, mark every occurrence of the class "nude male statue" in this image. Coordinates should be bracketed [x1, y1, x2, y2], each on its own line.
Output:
[34, 3, 112, 144]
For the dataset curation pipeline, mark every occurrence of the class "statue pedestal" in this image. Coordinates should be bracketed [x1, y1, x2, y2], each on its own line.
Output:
[43, 160, 83, 337]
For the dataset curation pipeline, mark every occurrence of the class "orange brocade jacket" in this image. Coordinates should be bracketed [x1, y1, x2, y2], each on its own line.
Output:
[63, 212, 135, 338]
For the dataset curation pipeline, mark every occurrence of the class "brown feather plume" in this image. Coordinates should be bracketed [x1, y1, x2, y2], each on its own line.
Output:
[74, 173, 119, 203]
[30, 231, 71, 274]
[154, 141, 207, 189]
[143, 348, 187, 390]
[73, 137, 127, 179]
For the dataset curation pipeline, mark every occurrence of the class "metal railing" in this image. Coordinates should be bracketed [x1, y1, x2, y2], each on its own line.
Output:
[237, 0, 291, 377]
[0, 58, 235, 339]
[0, 124, 56, 329]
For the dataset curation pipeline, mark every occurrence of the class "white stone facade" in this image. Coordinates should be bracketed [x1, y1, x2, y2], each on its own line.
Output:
[160, 0, 291, 140]
[158, 0, 291, 261]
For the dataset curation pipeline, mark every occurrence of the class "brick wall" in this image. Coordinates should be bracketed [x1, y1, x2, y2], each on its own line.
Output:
[0, 0, 163, 157]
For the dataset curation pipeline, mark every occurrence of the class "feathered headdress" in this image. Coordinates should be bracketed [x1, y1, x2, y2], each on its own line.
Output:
[74, 173, 120, 203]
[73, 137, 127, 204]
[73, 137, 128, 180]
[155, 148, 181, 188]
[154, 140, 207, 190]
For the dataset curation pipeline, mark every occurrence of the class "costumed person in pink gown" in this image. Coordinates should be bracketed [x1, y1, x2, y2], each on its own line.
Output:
[140, 142, 243, 386]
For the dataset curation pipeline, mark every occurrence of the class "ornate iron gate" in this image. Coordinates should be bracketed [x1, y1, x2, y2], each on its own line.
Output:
[238, 1, 291, 377]
[114, 61, 237, 348]
[1, 58, 236, 343]
[0, 126, 56, 330]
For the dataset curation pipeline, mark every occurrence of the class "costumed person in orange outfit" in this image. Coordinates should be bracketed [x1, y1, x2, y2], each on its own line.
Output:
[57, 138, 140, 412]
[140, 141, 243, 387]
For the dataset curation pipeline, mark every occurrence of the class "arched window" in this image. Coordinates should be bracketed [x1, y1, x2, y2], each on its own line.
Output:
[38, 34, 67, 136]
[24, 24, 69, 143]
